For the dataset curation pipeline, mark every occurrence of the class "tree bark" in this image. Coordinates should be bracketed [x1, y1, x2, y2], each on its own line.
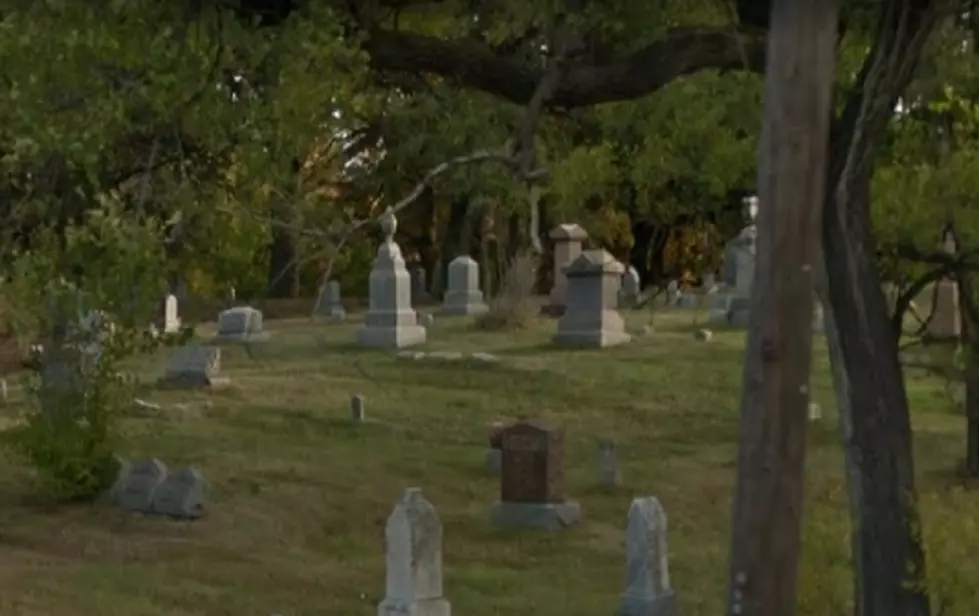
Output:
[823, 3, 940, 613]
[725, 2, 838, 615]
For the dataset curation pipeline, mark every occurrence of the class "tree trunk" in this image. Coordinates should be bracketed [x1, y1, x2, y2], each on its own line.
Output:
[435, 194, 471, 296]
[956, 271, 979, 476]
[813, 256, 863, 610]
[724, 2, 837, 616]
[266, 200, 297, 298]
[822, 3, 939, 614]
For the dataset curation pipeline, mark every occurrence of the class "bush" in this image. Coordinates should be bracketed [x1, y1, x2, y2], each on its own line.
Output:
[475, 252, 539, 331]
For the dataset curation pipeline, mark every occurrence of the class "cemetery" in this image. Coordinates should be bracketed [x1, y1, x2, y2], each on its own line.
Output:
[0, 271, 975, 614]
[2, 1, 979, 616]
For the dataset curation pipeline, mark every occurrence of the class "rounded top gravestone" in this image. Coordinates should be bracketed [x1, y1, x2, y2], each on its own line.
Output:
[380, 207, 397, 242]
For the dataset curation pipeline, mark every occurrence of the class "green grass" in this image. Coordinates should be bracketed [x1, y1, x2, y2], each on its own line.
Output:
[0, 309, 977, 615]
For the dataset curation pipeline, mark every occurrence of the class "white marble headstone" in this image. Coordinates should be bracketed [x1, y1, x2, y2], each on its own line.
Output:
[377, 488, 451, 616]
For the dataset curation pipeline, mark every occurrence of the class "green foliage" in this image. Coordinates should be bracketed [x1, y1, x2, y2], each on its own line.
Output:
[0, 206, 180, 501]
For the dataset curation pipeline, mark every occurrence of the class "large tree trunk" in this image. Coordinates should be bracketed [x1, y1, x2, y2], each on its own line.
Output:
[823, 3, 939, 614]
[724, 2, 837, 614]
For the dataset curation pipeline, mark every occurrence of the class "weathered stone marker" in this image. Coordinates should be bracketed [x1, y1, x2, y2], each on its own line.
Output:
[377, 488, 451, 616]
[151, 467, 206, 519]
[620, 497, 676, 616]
[157, 345, 229, 389]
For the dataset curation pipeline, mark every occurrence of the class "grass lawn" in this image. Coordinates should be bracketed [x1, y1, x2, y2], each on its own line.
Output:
[0, 308, 977, 615]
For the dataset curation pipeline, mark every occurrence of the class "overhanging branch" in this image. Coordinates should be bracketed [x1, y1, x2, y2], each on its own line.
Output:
[366, 26, 767, 109]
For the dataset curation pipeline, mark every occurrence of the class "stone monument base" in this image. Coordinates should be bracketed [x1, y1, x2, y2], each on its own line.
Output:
[554, 329, 631, 348]
[377, 597, 451, 616]
[359, 325, 427, 349]
[490, 500, 581, 531]
[211, 332, 270, 344]
[619, 590, 678, 616]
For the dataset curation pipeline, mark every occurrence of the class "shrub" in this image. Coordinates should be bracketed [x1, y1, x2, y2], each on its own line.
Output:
[475, 252, 539, 331]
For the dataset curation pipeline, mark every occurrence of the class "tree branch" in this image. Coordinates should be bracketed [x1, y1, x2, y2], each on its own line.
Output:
[365, 26, 767, 109]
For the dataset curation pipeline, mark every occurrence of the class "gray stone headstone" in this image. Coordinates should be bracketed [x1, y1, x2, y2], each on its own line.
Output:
[161, 294, 181, 333]
[359, 209, 427, 349]
[213, 306, 269, 343]
[555, 250, 631, 348]
[619, 265, 641, 307]
[440, 255, 488, 316]
[597, 439, 621, 486]
[410, 267, 430, 304]
[158, 345, 229, 389]
[350, 394, 365, 423]
[151, 467, 205, 519]
[115, 458, 168, 513]
[620, 497, 676, 616]
[377, 488, 451, 616]
[317, 280, 346, 321]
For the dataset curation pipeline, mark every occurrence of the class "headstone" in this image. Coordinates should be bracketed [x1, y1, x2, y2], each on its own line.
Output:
[440, 256, 488, 316]
[157, 345, 229, 389]
[665, 281, 680, 306]
[619, 265, 641, 307]
[555, 250, 631, 348]
[151, 467, 206, 519]
[115, 458, 168, 513]
[490, 420, 581, 531]
[619, 497, 677, 616]
[213, 306, 269, 343]
[160, 294, 181, 333]
[410, 267, 431, 305]
[597, 439, 622, 486]
[546, 223, 589, 315]
[377, 488, 451, 616]
[710, 196, 757, 326]
[350, 394, 365, 423]
[359, 208, 427, 348]
[808, 402, 822, 421]
[317, 280, 346, 321]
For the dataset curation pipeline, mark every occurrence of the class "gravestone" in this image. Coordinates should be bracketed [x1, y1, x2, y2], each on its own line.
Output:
[928, 228, 961, 340]
[490, 420, 580, 531]
[359, 208, 427, 348]
[619, 265, 641, 307]
[619, 497, 677, 616]
[151, 467, 206, 519]
[555, 250, 631, 348]
[440, 256, 488, 316]
[377, 488, 451, 616]
[597, 439, 622, 486]
[410, 267, 431, 305]
[213, 306, 269, 343]
[157, 345, 229, 389]
[545, 223, 589, 315]
[709, 196, 757, 327]
[159, 293, 181, 333]
[316, 280, 347, 321]
[115, 458, 168, 513]
[350, 394, 366, 423]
